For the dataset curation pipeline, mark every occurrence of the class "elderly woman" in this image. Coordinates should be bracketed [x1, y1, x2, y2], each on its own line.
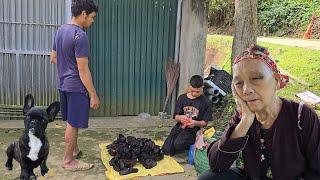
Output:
[198, 45, 320, 180]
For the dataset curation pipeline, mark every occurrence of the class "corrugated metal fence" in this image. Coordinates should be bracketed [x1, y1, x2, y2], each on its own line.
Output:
[0, 0, 178, 117]
[88, 0, 178, 116]
[0, 0, 64, 106]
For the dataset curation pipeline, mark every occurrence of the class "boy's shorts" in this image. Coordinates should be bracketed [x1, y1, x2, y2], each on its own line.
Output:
[59, 90, 90, 128]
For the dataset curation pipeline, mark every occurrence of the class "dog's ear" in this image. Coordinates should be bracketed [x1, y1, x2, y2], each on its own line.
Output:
[23, 94, 35, 115]
[47, 102, 60, 122]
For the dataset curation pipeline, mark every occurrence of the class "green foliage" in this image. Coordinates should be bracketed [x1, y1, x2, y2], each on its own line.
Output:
[208, 0, 234, 26]
[208, 0, 320, 35]
[258, 0, 320, 35]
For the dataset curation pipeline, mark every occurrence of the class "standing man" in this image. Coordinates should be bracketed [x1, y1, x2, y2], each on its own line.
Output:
[50, 0, 100, 171]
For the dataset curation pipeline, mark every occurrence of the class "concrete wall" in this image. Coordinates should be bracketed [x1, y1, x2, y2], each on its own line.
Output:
[178, 0, 208, 95]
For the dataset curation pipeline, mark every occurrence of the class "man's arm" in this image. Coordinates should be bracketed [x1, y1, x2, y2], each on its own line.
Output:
[77, 57, 100, 109]
[50, 50, 57, 64]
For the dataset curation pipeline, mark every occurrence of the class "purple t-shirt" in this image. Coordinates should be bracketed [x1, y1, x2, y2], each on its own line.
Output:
[53, 24, 90, 93]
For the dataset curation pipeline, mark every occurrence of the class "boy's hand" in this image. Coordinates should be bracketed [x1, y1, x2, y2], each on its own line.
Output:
[180, 118, 188, 129]
[177, 115, 188, 123]
[186, 119, 196, 128]
[181, 118, 194, 128]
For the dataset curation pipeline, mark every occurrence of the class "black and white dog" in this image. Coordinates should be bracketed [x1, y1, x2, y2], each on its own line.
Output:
[5, 94, 60, 180]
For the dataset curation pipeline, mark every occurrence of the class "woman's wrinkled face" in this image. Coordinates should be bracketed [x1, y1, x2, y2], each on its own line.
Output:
[232, 59, 279, 112]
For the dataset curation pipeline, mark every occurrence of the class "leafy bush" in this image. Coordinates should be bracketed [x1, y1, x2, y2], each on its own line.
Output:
[208, 0, 234, 26]
[258, 0, 320, 35]
[208, 0, 320, 35]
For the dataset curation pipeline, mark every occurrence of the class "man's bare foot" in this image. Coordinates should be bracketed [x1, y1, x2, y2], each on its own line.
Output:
[73, 150, 82, 159]
[62, 160, 93, 171]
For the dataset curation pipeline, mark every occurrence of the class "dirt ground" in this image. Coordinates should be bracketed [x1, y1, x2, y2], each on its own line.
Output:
[0, 118, 198, 180]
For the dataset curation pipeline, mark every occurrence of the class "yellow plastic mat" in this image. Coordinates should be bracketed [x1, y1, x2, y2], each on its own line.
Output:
[99, 140, 184, 180]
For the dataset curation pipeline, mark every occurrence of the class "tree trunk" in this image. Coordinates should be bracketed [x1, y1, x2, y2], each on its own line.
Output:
[231, 0, 258, 68]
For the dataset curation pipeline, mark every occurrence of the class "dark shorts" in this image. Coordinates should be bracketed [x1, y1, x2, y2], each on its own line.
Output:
[162, 123, 197, 156]
[59, 90, 90, 128]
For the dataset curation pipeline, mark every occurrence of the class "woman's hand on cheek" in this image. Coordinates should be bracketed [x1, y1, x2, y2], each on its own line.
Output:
[232, 84, 255, 123]
[230, 84, 256, 138]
